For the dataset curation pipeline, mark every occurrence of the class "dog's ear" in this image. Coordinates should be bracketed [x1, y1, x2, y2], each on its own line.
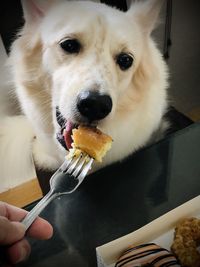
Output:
[127, 0, 164, 35]
[21, 0, 60, 24]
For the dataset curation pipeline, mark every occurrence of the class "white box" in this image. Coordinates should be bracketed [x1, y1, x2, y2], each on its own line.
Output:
[96, 195, 200, 267]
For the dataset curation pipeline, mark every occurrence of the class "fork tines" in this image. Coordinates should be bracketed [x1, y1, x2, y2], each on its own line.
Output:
[61, 153, 93, 179]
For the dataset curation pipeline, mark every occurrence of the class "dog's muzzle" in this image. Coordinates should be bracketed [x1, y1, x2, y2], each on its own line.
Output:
[56, 91, 112, 150]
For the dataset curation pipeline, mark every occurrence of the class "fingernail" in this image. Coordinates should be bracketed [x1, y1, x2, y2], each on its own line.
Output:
[16, 246, 30, 263]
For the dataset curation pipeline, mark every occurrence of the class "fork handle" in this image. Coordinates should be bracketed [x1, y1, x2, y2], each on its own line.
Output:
[21, 190, 58, 231]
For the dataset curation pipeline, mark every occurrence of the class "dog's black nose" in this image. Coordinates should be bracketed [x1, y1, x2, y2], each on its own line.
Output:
[77, 91, 112, 121]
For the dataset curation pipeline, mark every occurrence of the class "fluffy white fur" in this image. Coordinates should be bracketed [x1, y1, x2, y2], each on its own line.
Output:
[0, 0, 168, 189]
[0, 116, 36, 191]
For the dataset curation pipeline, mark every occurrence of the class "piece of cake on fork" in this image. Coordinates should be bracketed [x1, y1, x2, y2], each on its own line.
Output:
[69, 126, 112, 162]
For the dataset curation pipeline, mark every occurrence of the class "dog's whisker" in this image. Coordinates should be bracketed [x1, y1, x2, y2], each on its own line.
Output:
[25, 92, 51, 100]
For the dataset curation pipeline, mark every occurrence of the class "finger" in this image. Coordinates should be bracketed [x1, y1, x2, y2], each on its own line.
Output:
[27, 217, 53, 240]
[0, 202, 27, 221]
[6, 238, 31, 264]
[0, 218, 25, 245]
[0, 202, 53, 240]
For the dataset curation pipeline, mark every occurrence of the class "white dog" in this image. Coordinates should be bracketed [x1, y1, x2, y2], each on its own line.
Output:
[1, 0, 168, 187]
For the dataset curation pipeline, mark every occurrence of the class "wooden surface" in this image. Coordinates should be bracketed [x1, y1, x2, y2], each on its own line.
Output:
[0, 178, 43, 208]
[188, 106, 200, 122]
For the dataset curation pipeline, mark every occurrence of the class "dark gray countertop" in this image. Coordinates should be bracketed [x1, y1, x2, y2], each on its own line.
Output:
[18, 122, 200, 267]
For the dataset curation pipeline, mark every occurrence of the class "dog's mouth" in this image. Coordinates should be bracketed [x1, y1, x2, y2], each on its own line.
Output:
[56, 107, 78, 150]
[56, 107, 98, 151]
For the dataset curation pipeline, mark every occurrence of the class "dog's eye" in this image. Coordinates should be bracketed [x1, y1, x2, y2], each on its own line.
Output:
[60, 39, 81, 54]
[116, 53, 133, 71]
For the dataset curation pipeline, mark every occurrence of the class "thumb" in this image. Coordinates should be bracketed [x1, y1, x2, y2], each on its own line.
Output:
[0, 217, 26, 245]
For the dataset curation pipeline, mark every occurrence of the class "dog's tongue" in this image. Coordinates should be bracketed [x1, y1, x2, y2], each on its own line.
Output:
[63, 120, 74, 150]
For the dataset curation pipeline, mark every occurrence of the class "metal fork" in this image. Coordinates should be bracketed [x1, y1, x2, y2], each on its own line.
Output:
[21, 154, 94, 231]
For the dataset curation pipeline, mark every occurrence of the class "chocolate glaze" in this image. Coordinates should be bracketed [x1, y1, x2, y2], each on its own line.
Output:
[115, 243, 180, 267]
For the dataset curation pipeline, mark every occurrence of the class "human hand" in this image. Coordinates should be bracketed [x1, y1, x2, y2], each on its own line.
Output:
[0, 201, 53, 265]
